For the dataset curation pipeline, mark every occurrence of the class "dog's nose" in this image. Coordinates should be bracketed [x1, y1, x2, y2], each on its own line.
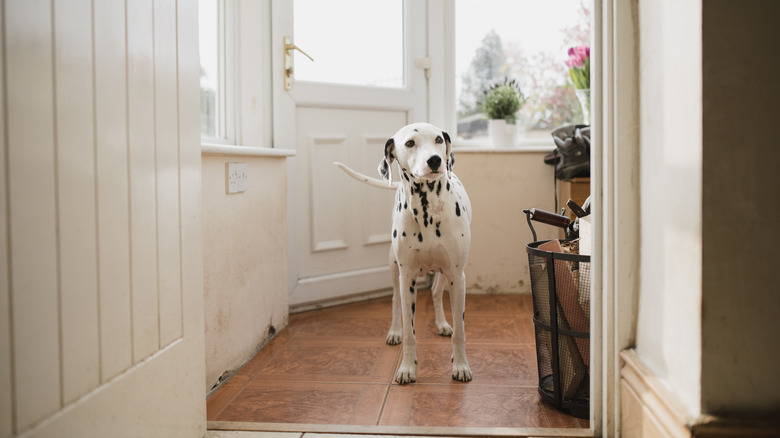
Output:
[427, 155, 442, 171]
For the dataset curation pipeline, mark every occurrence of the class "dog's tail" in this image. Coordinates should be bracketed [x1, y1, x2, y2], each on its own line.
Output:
[333, 162, 400, 190]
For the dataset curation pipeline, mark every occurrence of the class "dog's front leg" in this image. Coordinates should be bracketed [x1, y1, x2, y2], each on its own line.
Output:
[450, 271, 472, 382]
[386, 259, 402, 345]
[395, 271, 417, 384]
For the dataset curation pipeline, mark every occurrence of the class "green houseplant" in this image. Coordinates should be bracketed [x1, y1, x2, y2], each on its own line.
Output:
[480, 78, 526, 147]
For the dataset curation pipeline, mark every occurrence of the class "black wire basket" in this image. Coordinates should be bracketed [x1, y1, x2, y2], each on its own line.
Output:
[524, 209, 590, 419]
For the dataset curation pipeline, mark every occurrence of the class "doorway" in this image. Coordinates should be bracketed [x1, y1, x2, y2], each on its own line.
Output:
[205, 0, 610, 436]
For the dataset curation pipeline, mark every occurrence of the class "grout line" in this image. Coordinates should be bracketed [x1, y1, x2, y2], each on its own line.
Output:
[375, 341, 402, 426]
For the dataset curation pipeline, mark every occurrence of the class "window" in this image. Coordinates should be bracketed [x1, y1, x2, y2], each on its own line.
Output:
[199, 0, 235, 143]
[455, 0, 591, 144]
[292, 0, 404, 88]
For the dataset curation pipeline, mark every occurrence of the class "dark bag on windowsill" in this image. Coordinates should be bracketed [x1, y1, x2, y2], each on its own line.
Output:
[545, 124, 591, 180]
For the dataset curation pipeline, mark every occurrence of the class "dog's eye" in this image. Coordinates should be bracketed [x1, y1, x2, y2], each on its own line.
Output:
[435, 136, 443, 144]
[405, 140, 415, 148]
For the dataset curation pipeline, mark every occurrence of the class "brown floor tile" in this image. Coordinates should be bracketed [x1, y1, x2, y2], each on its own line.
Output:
[207, 374, 251, 421]
[215, 381, 386, 425]
[254, 341, 399, 384]
[380, 384, 550, 428]
[542, 400, 582, 428]
[398, 342, 538, 386]
[287, 314, 392, 343]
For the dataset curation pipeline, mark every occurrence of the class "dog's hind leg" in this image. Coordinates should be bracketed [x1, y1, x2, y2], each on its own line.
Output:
[431, 273, 453, 336]
[450, 271, 472, 382]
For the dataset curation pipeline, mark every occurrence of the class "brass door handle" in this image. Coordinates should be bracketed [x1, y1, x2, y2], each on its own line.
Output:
[284, 36, 313, 90]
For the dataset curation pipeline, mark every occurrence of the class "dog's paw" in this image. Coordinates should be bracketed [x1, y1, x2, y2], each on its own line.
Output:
[436, 321, 453, 337]
[386, 330, 402, 345]
[395, 365, 417, 385]
[452, 362, 472, 382]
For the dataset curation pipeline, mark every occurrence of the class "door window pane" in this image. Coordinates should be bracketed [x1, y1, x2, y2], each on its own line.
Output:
[293, 0, 404, 88]
[456, 0, 591, 142]
[199, 0, 220, 138]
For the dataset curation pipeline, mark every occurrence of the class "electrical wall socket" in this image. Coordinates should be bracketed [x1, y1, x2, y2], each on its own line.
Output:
[226, 162, 248, 194]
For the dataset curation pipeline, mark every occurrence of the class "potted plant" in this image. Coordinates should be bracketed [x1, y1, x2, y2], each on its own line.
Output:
[480, 78, 526, 147]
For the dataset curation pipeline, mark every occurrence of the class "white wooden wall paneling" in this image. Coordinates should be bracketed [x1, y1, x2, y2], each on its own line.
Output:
[153, 0, 183, 348]
[1, 1, 203, 434]
[94, 0, 133, 383]
[0, 2, 11, 435]
[53, 0, 101, 406]
[127, 0, 160, 364]
[5, 0, 61, 429]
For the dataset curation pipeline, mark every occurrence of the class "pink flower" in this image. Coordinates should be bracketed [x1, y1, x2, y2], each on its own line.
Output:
[565, 45, 590, 89]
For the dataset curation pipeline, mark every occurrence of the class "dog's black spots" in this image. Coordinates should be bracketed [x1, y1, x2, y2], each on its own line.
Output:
[423, 217, 428, 227]
[417, 233, 423, 242]
[427, 181, 435, 192]
[397, 203, 401, 212]
[379, 160, 389, 179]
[436, 181, 442, 196]
[412, 303, 416, 314]
[414, 128, 418, 132]
[409, 286, 414, 294]
[436, 229, 441, 238]
[402, 231, 406, 237]
[461, 233, 464, 237]
[404, 201, 408, 209]
[403, 172, 410, 182]
[393, 229, 397, 238]
[455, 202, 461, 217]
[411, 280, 416, 286]
[413, 208, 418, 216]
[420, 268, 423, 272]
[450, 281, 453, 286]
[446, 181, 450, 192]
[462, 311, 465, 321]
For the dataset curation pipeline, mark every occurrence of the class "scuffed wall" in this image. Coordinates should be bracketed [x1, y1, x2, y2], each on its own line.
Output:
[202, 153, 289, 391]
[455, 149, 560, 295]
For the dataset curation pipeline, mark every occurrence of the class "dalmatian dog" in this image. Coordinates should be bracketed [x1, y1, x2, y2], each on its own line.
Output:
[335, 122, 472, 384]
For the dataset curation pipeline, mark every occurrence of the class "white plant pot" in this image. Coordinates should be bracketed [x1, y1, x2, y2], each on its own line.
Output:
[488, 119, 518, 148]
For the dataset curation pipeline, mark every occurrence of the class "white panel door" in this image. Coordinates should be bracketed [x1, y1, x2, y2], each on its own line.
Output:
[0, 1, 205, 436]
[273, 0, 430, 307]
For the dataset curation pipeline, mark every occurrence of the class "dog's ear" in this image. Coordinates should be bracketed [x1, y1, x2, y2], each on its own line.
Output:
[443, 131, 453, 178]
[379, 137, 395, 185]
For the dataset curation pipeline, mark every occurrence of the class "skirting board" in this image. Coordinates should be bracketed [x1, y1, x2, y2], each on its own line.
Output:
[620, 349, 691, 438]
[620, 349, 780, 438]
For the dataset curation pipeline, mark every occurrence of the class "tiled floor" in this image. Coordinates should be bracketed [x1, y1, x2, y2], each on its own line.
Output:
[207, 292, 588, 430]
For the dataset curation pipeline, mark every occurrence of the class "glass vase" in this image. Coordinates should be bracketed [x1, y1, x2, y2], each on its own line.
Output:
[575, 88, 591, 125]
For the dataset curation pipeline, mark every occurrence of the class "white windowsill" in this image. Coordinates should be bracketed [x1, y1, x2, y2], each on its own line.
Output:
[201, 143, 296, 158]
[453, 141, 555, 154]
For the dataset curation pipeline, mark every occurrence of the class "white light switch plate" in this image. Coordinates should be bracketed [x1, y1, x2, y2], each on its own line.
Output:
[226, 162, 248, 193]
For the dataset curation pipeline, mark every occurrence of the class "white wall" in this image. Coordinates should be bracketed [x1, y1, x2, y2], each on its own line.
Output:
[202, 153, 290, 391]
[636, 0, 703, 419]
[455, 149, 560, 295]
